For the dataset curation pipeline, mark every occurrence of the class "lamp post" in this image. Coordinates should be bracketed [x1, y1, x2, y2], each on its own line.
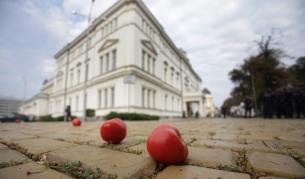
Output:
[72, 0, 95, 121]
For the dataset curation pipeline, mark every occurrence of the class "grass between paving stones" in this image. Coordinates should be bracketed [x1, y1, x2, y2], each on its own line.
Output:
[234, 149, 267, 179]
[47, 161, 117, 179]
[0, 161, 26, 169]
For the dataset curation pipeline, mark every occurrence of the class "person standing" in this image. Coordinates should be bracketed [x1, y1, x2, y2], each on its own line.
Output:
[244, 98, 253, 118]
[293, 89, 302, 118]
[263, 90, 273, 118]
[65, 105, 72, 122]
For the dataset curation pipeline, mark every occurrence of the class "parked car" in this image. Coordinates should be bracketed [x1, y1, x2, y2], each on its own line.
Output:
[0, 113, 29, 123]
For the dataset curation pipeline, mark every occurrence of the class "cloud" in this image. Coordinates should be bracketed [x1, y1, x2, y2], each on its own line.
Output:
[38, 59, 56, 77]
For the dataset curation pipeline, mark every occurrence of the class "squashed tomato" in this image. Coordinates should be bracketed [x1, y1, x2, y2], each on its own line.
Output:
[147, 124, 188, 165]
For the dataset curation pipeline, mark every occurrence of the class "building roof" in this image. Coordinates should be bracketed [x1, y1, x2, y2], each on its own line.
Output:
[54, 0, 202, 81]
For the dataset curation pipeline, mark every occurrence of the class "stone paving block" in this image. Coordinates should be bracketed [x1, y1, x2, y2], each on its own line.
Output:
[191, 139, 250, 151]
[259, 176, 288, 179]
[248, 151, 305, 178]
[0, 149, 29, 165]
[13, 138, 76, 155]
[156, 165, 251, 179]
[187, 147, 236, 168]
[46, 145, 156, 178]
[0, 131, 35, 142]
[128, 143, 148, 155]
[0, 161, 72, 179]
[0, 143, 9, 150]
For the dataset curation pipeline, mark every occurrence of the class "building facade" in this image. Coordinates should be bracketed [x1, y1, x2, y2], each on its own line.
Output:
[20, 0, 214, 118]
[0, 97, 23, 116]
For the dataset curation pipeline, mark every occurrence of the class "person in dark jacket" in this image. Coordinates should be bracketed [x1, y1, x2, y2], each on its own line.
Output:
[284, 88, 293, 118]
[293, 89, 303, 118]
[263, 89, 273, 118]
[244, 98, 253, 118]
[65, 105, 72, 121]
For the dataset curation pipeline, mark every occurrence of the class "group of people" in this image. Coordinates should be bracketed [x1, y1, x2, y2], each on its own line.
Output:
[263, 88, 305, 119]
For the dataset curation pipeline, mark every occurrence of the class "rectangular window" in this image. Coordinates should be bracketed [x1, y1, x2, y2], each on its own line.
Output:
[69, 97, 72, 106]
[171, 69, 174, 85]
[104, 88, 108, 108]
[147, 54, 151, 73]
[142, 87, 145, 107]
[70, 70, 73, 87]
[100, 56, 103, 74]
[152, 58, 156, 75]
[106, 53, 109, 72]
[142, 50, 145, 70]
[76, 95, 79, 111]
[147, 89, 151, 108]
[114, 18, 118, 28]
[165, 94, 168, 110]
[153, 91, 156, 108]
[77, 68, 81, 84]
[101, 27, 104, 37]
[111, 87, 115, 107]
[98, 90, 102, 108]
[86, 63, 89, 80]
[164, 68, 167, 82]
[172, 97, 174, 111]
[112, 49, 116, 70]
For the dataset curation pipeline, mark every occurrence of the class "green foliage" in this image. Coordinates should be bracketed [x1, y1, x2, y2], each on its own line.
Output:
[104, 111, 160, 121]
[226, 34, 291, 110]
[86, 109, 95, 117]
[49, 161, 104, 179]
[39, 115, 77, 122]
[288, 57, 305, 88]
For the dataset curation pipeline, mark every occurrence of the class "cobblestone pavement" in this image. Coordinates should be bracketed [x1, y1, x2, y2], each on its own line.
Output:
[0, 118, 305, 179]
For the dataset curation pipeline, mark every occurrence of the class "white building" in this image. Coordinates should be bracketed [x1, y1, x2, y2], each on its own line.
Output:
[20, 0, 214, 119]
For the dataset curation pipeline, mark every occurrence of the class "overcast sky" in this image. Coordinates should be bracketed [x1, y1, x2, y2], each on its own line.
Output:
[0, 0, 304, 106]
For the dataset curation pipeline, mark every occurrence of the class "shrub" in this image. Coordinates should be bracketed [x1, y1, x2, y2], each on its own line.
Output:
[86, 109, 95, 117]
[39, 115, 65, 122]
[39, 115, 53, 122]
[104, 111, 160, 121]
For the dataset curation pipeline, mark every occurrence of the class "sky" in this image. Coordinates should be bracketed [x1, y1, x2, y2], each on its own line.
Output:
[0, 0, 304, 106]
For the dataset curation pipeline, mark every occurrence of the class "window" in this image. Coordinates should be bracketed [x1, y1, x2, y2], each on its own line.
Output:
[100, 56, 104, 74]
[76, 95, 79, 111]
[69, 97, 72, 107]
[111, 87, 115, 107]
[147, 55, 151, 73]
[147, 89, 151, 108]
[172, 97, 174, 111]
[104, 88, 108, 108]
[142, 50, 145, 70]
[85, 62, 89, 80]
[101, 27, 104, 37]
[153, 91, 156, 108]
[114, 18, 118, 28]
[142, 87, 145, 107]
[152, 58, 156, 75]
[165, 94, 168, 110]
[106, 53, 109, 72]
[171, 68, 174, 85]
[70, 70, 74, 87]
[77, 68, 81, 84]
[164, 66, 167, 82]
[112, 49, 116, 70]
[98, 90, 102, 108]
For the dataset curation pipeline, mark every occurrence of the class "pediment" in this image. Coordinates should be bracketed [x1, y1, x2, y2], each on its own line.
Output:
[141, 40, 158, 55]
[98, 39, 119, 53]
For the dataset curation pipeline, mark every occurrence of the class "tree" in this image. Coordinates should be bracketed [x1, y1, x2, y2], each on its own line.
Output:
[228, 34, 290, 113]
[288, 57, 305, 88]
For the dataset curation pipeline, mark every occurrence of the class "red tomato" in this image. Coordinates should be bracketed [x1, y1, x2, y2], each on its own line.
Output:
[147, 124, 188, 165]
[72, 118, 81, 126]
[100, 118, 126, 144]
[16, 118, 21, 123]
